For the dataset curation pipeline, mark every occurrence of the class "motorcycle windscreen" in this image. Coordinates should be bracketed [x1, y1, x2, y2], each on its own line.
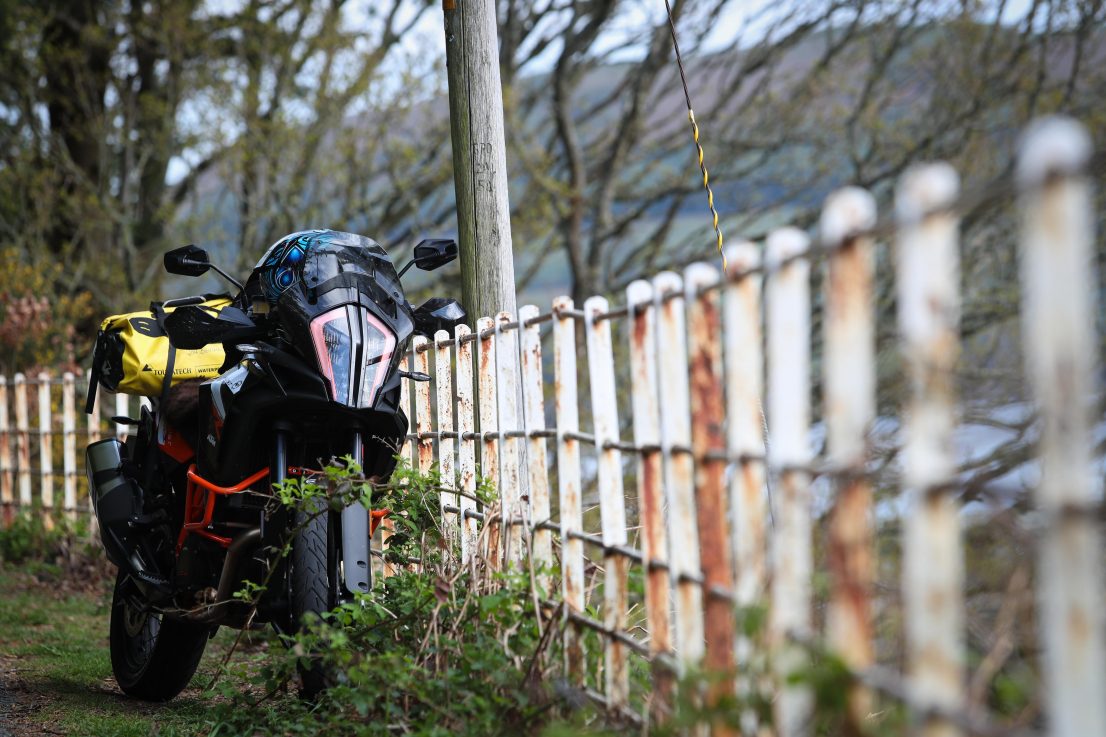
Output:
[310, 305, 397, 408]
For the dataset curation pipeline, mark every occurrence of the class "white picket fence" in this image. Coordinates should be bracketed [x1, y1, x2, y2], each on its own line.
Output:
[384, 116, 1104, 735]
[0, 370, 139, 527]
[1, 116, 1102, 736]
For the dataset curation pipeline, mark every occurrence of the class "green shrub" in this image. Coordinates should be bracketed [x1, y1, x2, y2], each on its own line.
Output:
[0, 511, 92, 564]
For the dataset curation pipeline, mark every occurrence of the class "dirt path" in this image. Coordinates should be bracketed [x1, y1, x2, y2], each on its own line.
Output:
[0, 653, 48, 737]
[0, 564, 243, 737]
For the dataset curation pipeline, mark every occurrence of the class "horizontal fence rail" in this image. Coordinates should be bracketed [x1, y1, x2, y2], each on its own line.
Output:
[2, 116, 1102, 737]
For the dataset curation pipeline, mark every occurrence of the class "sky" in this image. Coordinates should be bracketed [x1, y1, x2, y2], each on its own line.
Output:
[167, 0, 1040, 184]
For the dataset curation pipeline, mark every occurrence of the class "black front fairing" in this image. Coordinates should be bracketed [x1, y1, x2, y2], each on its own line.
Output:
[197, 232, 413, 483]
[248, 231, 415, 414]
[276, 279, 413, 413]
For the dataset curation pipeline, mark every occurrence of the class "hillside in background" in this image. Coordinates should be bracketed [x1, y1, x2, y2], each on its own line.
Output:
[168, 18, 1105, 311]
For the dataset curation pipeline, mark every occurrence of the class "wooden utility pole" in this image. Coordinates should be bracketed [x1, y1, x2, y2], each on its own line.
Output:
[442, 0, 518, 321]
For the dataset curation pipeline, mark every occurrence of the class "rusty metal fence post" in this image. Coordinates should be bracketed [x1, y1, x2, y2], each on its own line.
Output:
[627, 280, 673, 720]
[553, 296, 586, 686]
[896, 162, 964, 737]
[62, 372, 78, 521]
[435, 330, 459, 550]
[686, 263, 737, 733]
[766, 227, 813, 737]
[584, 296, 630, 713]
[722, 241, 768, 733]
[519, 304, 552, 592]
[14, 373, 30, 510]
[822, 187, 877, 730]
[414, 336, 434, 479]
[495, 312, 524, 566]
[476, 316, 501, 569]
[1017, 117, 1106, 737]
[654, 271, 705, 673]
[0, 376, 11, 525]
[454, 324, 480, 565]
[37, 374, 54, 526]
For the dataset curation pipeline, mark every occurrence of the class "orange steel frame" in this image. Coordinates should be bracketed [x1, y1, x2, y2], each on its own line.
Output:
[176, 465, 389, 554]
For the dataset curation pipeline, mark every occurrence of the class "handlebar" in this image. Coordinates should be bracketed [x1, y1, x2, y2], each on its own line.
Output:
[160, 295, 208, 309]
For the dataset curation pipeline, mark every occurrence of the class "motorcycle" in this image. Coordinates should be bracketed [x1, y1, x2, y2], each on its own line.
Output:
[84, 229, 465, 701]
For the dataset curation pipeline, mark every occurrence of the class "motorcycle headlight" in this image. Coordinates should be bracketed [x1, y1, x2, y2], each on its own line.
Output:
[310, 306, 396, 407]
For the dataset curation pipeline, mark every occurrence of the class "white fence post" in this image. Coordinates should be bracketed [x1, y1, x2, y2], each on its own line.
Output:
[685, 263, 737, 723]
[653, 271, 704, 671]
[518, 305, 552, 593]
[722, 242, 767, 616]
[14, 373, 30, 510]
[766, 227, 813, 737]
[115, 394, 129, 443]
[37, 374, 54, 526]
[553, 296, 586, 686]
[411, 337, 433, 575]
[62, 372, 78, 521]
[85, 370, 100, 533]
[627, 280, 673, 719]
[382, 355, 411, 579]
[822, 187, 877, 730]
[455, 324, 479, 564]
[476, 316, 501, 568]
[1017, 117, 1106, 737]
[0, 376, 11, 524]
[584, 296, 630, 713]
[495, 312, 524, 566]
[435, 330, 459, 551]
[86, 370, 101, 445]
[413, 336, 434, 477]
[897, 162, 964, 737]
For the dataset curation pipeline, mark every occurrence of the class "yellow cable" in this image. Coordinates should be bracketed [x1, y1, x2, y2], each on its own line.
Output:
[664, 1, 726, 272]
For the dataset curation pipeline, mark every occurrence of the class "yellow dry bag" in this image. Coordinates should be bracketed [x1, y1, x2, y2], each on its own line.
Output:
[89, 296, 231, 400]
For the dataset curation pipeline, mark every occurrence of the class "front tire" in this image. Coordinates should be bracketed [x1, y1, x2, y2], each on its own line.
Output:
[289, 500, 332, 697]
[109, 571, 209, 701]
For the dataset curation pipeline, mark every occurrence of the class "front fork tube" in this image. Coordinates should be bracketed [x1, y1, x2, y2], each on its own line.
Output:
[340, 432, 371, 596]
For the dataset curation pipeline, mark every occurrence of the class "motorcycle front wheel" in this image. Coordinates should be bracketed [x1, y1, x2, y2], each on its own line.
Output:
[288, 498, 333, 698]
[109, 570, 209, 701]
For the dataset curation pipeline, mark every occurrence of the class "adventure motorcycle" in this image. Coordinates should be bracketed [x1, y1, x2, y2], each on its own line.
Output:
[84, 230, 465, 700]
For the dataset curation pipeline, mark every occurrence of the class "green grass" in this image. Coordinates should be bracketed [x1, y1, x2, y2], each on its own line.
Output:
[0, 564, 249, 737]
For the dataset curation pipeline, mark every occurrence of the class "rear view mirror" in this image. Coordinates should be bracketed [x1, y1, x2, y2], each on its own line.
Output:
[412, 298, 466, 336]
[164, 245, 211, 277]
[413, 239, 458, 272]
